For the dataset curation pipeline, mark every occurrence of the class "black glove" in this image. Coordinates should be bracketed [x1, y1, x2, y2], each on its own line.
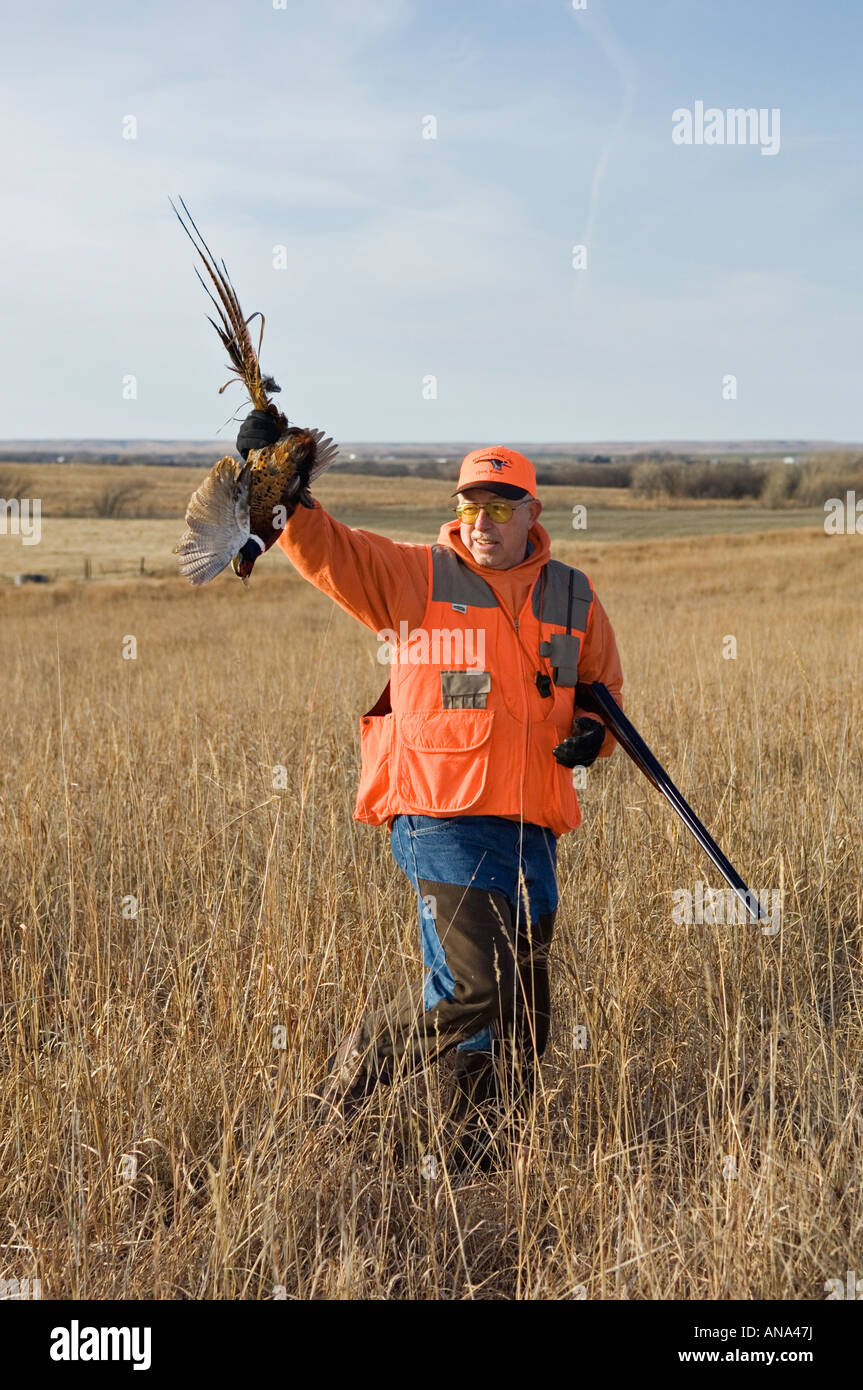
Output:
[236, 409, 282, 461]
[553, 716, 606, 769]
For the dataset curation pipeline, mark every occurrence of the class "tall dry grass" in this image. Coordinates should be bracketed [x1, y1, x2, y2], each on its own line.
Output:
[0, 527, 861, 1299]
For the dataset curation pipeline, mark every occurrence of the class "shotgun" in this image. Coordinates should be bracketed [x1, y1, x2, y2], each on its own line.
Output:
[574, 681, 770, 928]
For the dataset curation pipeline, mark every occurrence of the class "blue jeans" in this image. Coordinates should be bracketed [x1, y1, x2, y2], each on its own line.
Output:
[390, 814, 558, 1055]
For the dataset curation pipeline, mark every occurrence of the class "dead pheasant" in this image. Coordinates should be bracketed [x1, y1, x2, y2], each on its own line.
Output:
[171, 197, 338, 584]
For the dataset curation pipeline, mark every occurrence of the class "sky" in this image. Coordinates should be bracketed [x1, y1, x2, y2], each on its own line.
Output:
[0, 0, 860, 443]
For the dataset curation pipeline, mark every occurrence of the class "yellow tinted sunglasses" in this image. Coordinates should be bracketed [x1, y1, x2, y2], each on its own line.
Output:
[453, 499, 531, 524]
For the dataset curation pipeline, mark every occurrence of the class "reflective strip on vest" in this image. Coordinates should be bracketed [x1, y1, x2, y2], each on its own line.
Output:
[434, 547, 593, 629]
[431, 546, 498, 608]
[532, 559, 593, 631]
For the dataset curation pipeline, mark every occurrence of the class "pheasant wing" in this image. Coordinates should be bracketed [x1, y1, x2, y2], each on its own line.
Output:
[279, 429, 340, 511]
[173, 456, 252, 585]
[305, 430, 339, 484]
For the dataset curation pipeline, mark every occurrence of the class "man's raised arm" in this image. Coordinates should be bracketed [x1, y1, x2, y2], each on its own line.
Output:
[275, 498, 429, 635]
[236, 408, 428, 634]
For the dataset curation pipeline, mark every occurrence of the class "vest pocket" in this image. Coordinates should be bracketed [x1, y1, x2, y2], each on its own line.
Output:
[395, 709, 494, 813]
[440, 669, 491, 709]
[356, 692, 394, 823]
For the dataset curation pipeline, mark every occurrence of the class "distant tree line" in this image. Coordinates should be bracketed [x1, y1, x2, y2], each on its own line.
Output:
[4, 450, 861, 511]
[629, 453, 863, 506]
[630, 458, 764, 499]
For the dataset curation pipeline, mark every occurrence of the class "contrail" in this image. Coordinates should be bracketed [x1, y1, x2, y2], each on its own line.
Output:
[573, 7, 637, 307]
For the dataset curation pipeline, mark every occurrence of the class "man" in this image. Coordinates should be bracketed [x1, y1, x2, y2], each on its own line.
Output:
[238, 413, 624, 1164]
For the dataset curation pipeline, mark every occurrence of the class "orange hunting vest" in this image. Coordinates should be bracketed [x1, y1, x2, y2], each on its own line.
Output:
[355, 545, 596, 837]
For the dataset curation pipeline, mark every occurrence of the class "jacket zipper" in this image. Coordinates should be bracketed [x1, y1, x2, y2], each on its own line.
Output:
[498, 608, 535, 815]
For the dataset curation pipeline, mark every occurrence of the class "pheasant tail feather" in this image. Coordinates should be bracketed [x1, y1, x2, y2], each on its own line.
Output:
[170, 196, 286, 425]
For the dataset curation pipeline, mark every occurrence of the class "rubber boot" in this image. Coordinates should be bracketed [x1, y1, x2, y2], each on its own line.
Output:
[310, 1027, 383, 1129]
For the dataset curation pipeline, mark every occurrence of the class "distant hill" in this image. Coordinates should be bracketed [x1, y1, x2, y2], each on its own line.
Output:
[3, 439, 856, 494]
[0, 439, 857, 476]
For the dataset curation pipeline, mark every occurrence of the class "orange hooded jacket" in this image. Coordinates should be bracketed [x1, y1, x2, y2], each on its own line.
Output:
[277, 502, 623, 837]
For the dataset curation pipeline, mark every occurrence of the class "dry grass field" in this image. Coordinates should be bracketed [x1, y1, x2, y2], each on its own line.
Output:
[0, 512, 861, 1300]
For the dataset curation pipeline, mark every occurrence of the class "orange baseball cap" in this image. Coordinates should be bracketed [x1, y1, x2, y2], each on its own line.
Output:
[452, 445, 537, 500]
